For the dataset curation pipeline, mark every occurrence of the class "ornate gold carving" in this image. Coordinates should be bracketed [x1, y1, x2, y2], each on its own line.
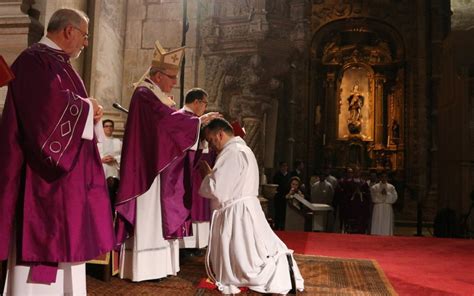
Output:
[322, 40, 393, 66]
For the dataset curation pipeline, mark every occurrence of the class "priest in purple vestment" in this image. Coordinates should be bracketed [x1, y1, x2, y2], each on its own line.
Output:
[177, 88, 215, 250]
[0, 8, 115, 294]
[115, 40, 220, 282]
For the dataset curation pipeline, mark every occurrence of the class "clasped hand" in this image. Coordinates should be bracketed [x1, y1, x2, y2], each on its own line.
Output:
[88, 98, 103, 124]
[198, 160, 212, 178]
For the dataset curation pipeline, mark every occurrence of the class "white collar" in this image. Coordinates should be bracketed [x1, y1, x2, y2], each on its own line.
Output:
[38, 36, 62, 50]
[183, 105, 195, 114]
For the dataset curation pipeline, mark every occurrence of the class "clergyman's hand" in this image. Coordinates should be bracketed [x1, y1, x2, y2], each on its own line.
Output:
[198, 160, 212, 178]
[88, 98, 104, 123]
[102, 155, 115, 164]
[200, 112, 222, 125]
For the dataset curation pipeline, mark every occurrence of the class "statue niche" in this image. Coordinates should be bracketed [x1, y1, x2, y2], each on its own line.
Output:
[337, 65, 373, 141]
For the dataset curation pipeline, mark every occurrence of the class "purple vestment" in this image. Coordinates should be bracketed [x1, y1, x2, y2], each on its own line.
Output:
[190, 149, 215, 221]
[114, 86, 200, 246]
[335, 178, 372, 234]
[0, 44, 115, 281]
[161, 109, 213, 238]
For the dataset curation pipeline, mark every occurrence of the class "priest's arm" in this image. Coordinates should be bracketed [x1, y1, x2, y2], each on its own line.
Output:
[6, 52, 95, 181]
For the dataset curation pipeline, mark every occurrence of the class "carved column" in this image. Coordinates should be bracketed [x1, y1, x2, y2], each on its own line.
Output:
[229, 94, 275, 168]
[374, 74, 386, 148]
[324, 72, 336, 142]
[242, 117, 263, 165]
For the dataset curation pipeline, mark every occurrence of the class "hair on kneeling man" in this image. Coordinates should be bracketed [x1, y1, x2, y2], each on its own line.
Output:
[204, 118, 234, 135]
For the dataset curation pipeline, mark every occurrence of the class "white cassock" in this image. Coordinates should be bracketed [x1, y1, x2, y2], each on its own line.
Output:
[97, 136, 122, 178]
[199, 137, 304, 295]
[370, 182, 398, 236]
[119, 177, 180, 281]
[3, 236, 86, 296]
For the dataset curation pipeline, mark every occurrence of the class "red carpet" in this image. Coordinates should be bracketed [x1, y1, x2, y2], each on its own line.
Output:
[277, 231, 474, 296]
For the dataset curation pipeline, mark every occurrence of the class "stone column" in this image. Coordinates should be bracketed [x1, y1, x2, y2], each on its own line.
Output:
[374, 74, 385, 148]
[88, 0, 126, 110]
[0, 1, 30, 110]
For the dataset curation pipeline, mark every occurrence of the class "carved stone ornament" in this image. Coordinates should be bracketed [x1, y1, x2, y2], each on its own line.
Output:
[311, 0, 410, 32]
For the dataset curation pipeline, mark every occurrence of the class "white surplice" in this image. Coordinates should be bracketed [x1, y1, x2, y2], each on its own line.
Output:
[119, 177, 180, 282]
[97, 136, 122, 178]
[370, 182, 398, 236]
[199, 137, 304, 295]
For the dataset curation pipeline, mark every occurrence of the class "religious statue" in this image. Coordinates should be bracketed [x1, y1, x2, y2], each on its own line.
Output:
[391, 119, 400, 139]
[347, 82, 365, 134]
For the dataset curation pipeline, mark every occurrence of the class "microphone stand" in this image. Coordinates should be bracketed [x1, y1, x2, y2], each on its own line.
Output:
[112, 102, 129, 114]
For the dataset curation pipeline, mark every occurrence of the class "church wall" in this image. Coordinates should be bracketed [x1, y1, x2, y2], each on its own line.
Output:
[0, 1, 30, 111]
[439, 30, 474, 222]
[120, 0, 201, 114]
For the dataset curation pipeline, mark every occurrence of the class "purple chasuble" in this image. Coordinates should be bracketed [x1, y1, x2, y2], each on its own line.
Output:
[0, 44, 115, 281]
[160, 109, 213, 238]
[114, 87, 200, 246]
[190, 150, 215, 221]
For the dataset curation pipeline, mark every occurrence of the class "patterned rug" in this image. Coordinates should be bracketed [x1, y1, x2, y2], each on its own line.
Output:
[87, 254, 397, 295]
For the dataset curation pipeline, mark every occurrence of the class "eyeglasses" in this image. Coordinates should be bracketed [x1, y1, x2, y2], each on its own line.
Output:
[71, 26, 89, 40]
[199, 99, 208, 106]
[103, 125, 113, 128]
[158, 71, 177, 80]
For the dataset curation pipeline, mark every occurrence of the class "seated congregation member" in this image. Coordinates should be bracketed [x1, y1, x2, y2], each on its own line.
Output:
[370, 172, 398, 236]
[199, 118, 304, 295]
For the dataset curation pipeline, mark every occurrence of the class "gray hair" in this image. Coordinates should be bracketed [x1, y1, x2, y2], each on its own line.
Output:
[47, 8, 89, 33]
[149, 67, 161, 77]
